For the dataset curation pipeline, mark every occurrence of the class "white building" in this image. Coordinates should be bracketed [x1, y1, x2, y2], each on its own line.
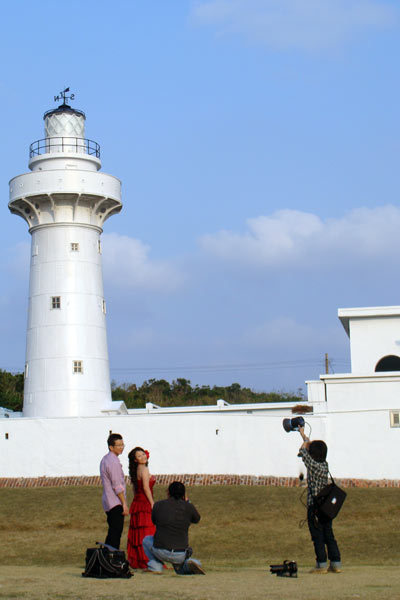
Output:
[8, 99, 122, 418]
[306, 306, 400, 480]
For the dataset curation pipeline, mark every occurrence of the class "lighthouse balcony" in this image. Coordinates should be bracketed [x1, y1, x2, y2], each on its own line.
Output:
[30, 137, 100, 158]
[28, 136, 102, 172]
[9, 170, 122, 228]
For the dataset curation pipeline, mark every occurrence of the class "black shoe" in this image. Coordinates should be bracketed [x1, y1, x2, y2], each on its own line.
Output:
[185, 547, 193, 559]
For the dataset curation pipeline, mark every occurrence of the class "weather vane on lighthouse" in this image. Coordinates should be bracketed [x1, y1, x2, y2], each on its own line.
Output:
[54, 87, 75, 106]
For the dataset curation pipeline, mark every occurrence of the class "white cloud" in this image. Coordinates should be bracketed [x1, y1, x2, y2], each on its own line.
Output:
[102, 233, 182, 292]
[198, 205, 400, 270]
[191, 0, 396, 50]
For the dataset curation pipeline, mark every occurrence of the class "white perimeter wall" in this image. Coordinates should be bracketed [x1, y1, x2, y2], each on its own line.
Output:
[0, 399, 399, 480]
[0, 413, 311, 478]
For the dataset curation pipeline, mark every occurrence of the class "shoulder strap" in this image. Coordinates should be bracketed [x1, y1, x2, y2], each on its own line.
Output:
[83, 549, 100, 576]
[97, 549, 122, 574]
[327, 465, 335, 485]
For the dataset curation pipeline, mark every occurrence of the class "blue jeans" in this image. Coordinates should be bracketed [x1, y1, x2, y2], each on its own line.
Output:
[307, 507, 341, 569]
[142, 535, 202, 575]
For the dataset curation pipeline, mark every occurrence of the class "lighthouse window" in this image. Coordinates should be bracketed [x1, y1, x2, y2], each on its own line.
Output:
[71, 242, 79, 252]
[98, 240, 102, 254]
[390, 411, 400, 427]
[102, 300, 106, 314]
[73, 360, 83, 374]
[51, 296, 61, 309]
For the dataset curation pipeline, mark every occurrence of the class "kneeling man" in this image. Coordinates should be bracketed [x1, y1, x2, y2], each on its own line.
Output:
[143, 481, 204, 575]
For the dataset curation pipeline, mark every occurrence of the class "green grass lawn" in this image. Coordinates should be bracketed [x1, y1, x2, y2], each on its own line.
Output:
[0, 485, 399, 599]
[1, 485, 399, 568]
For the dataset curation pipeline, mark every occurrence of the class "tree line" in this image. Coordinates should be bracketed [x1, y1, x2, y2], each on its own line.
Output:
[111, 378, 303, 409]
[0, 370, 303, 412]
[0, 370, 24, 412]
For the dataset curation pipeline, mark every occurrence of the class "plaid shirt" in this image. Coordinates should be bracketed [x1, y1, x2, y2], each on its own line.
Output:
[298, 446, 329, 507]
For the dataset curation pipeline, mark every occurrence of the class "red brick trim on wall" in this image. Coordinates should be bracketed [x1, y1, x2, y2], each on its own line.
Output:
[0, 474, 399, 489]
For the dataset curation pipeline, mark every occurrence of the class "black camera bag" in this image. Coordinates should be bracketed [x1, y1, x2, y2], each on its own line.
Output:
[82, 546, 132, 578]
[314, 472, 346, 522]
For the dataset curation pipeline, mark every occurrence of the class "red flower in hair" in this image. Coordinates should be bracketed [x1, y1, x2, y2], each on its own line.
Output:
[145, 450, 150, 459]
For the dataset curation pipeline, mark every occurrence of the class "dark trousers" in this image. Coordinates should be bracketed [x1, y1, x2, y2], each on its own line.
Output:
[307, 506, 341, 566]
[105, 504, 124, 550]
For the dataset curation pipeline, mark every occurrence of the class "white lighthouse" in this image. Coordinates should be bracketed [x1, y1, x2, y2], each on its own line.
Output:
[8, 91, 122, 418]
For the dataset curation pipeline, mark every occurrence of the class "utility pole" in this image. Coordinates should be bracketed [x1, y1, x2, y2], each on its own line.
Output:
[325, 353, 329, 374]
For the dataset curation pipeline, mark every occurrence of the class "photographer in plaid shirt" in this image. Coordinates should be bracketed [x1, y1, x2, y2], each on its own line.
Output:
[298, 426, 342, 574]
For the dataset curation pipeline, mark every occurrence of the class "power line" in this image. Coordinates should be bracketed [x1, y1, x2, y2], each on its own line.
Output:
[110, 358, 351, 375]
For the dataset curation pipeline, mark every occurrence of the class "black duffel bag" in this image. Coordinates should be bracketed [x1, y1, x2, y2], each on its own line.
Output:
[82, 544, 132, 578]
[314, 471, 346, 523]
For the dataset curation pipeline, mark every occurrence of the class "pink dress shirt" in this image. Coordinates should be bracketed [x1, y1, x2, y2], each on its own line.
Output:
[100, 451, 126, 512]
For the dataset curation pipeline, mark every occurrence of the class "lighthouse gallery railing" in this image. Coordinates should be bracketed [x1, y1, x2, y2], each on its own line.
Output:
[29, 137, 100, 158]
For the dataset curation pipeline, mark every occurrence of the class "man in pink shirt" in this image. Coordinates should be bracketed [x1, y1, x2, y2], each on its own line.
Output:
[100, 433, 129, 549]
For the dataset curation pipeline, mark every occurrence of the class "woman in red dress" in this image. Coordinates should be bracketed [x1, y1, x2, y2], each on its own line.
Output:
[127, 446, 155, 569]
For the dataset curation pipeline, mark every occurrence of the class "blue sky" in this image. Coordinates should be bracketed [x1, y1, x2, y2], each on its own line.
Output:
[1, 0, 399, 393]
